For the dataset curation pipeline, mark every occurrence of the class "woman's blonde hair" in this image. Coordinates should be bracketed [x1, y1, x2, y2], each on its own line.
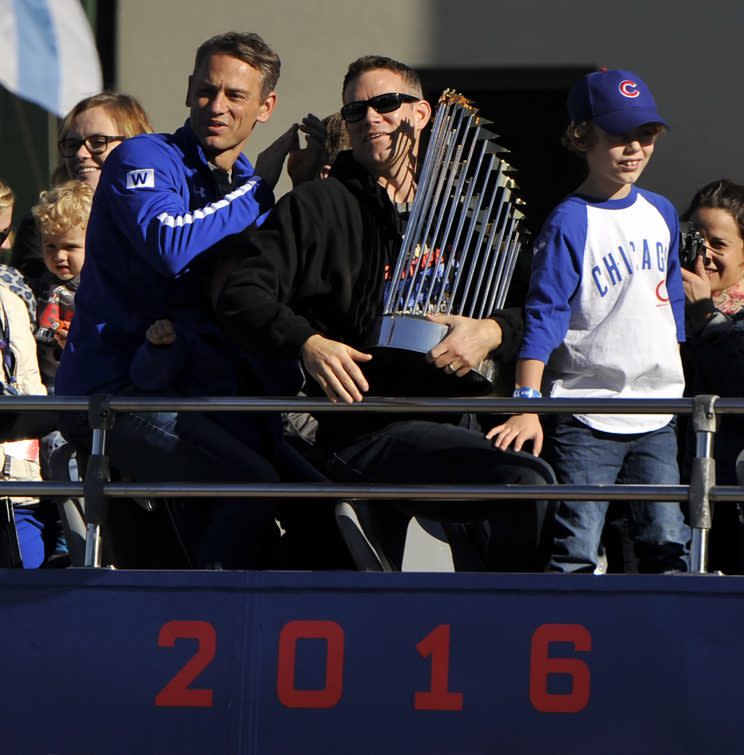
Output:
[58, 91, 154, 142]
[32, 180, 94, 238]
[0, 179, 14, 212]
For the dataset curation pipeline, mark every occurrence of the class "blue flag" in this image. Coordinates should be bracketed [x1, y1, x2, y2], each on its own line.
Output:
[0, 0, 102, 117]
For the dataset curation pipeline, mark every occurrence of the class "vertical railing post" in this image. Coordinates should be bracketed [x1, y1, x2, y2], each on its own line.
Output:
[689, 394, 718, 573]
[83, 394, 114, 568]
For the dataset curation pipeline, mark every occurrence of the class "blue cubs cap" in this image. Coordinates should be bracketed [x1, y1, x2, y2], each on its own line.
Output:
[567, 69, 669, 135]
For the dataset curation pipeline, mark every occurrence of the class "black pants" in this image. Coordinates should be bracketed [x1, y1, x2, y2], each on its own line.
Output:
[61, 409, 350, 570]
[329, 420, 556, 571]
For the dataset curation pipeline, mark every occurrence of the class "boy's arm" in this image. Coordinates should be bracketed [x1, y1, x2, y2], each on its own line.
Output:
[643, 191, 685, 342]
[486, 358, 545, 454]
[485, 208, 585, 455]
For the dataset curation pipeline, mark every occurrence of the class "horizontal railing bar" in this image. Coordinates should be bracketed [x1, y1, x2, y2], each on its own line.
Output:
[0, 394, 742, 416]
[0, 395, 708, 414]
[101, 483, 692, 501]
[0, 481, 740, 503]
[105, 396, 697, 415]
[0, 396, 89, 411]
[0, 483, 84, 496]
[710, 398, 744, 415]
[708, 486, 744, 501]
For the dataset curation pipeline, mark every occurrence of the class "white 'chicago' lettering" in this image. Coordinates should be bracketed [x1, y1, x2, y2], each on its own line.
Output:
[591, 238, 668, 296]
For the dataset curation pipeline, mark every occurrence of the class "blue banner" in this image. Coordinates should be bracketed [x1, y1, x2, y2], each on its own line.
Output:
[0, 570, 740, 754]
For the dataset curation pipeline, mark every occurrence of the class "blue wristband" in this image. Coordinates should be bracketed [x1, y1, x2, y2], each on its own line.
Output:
[512, 387, 542, 399]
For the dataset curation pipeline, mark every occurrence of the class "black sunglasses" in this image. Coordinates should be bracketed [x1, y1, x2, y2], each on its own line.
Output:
[58, 134, 126, 158]
[341, 92, 419, 123]
[0, 226, 13, 245]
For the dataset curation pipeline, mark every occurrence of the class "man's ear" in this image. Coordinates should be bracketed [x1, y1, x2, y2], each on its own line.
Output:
[185, 75, 193, 108]
[413, 98, 432, 132]
[255, 92, 278, 124]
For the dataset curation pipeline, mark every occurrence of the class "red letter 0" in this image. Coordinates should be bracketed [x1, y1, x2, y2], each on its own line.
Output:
[414, 624, 463, 711]
[155, 620, 216, 708]
[529, 623, 591, 713]
[277, 620, 344, 709]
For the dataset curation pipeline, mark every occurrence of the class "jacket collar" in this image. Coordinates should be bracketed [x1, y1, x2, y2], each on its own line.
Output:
[176, 120, 255, 181]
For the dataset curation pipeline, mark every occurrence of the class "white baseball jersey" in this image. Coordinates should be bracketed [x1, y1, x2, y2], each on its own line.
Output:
[519, 186, 685, 433]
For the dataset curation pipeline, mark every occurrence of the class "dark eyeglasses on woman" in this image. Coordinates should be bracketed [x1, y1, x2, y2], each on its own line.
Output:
[341, 92, 419, 123]
[57, 134, 126, 158]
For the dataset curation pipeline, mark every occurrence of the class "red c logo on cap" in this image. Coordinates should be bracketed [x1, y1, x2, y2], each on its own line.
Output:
[619, 80, 640, 98]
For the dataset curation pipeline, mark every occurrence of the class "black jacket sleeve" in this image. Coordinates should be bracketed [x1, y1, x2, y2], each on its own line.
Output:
[488, 306, 524, 365]
[209, 179, 364, 357]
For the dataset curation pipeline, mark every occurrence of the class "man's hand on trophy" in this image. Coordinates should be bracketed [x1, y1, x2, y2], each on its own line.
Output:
[301, 334, 373, 403]
[425, 314, 503, 377]
[486, 414, 544, 456]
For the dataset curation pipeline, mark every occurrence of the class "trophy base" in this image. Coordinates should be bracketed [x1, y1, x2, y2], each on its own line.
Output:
[365, 315, 495, 394]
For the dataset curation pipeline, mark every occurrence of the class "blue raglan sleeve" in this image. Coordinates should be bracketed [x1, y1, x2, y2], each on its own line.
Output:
[641, 190, 685, 343]
[97, 135, 275, 278]
[518, 204, 586, 363]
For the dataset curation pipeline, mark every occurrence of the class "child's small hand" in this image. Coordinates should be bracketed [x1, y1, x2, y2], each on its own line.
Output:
[146, 319, 176, 345]
[53, 323, 69, 349]
[486, 413, 543, 455]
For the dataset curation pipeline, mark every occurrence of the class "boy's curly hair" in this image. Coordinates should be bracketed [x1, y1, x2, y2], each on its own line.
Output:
[32, 180, 94, 238]
[562, 121, 597, 154]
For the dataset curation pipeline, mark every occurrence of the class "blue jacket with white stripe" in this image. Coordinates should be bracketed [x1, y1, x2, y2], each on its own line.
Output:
[56, 121, 274, 395]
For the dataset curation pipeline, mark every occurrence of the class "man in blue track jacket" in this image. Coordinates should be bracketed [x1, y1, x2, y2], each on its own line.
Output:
[56, 32, 308, 568]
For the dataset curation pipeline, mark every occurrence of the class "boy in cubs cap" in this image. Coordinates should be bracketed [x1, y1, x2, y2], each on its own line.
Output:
[487, 67, 690, 574]
[567, 68, 668, 135]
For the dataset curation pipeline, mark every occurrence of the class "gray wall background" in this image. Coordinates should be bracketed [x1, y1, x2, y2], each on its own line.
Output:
[117, 0, 744, 209]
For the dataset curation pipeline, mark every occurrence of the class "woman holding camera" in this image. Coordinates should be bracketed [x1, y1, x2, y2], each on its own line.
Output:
[681, 178, 744, 572]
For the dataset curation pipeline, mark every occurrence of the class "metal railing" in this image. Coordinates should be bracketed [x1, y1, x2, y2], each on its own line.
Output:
[0, 393, 739, 573]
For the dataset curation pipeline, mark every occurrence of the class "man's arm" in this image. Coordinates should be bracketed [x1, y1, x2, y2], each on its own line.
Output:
[210, 183, 375, 403]
[100, 136, 275, 278]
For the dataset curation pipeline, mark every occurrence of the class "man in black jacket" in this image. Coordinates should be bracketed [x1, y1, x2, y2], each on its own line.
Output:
[211, 55, 554, 570]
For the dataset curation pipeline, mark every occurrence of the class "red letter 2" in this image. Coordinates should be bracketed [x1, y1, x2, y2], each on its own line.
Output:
[155, 620, 216, 708]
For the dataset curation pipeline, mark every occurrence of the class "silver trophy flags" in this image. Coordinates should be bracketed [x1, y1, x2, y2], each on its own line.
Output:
[366, 90, 528, 392]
